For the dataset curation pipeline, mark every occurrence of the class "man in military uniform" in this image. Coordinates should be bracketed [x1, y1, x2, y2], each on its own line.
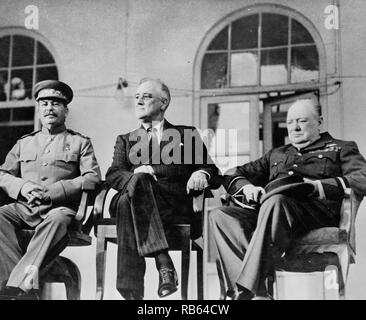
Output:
[210, 98, 366, 299]
[0, 80, 101, 299]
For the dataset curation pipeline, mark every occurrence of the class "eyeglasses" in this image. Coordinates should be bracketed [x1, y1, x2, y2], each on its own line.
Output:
[135, 93, 166, 103]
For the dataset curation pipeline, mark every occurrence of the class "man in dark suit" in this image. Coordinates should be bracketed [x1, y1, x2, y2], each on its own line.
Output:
[106, 78, 218, 300]
[210, 98, 366, 300]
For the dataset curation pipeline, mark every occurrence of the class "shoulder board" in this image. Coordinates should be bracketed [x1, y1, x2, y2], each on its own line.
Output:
[66, 129, 90, 139]
[20, 130, 41, 139]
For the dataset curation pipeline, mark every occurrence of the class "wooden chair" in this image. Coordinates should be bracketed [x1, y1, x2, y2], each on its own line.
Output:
[93, 183, 213, 300]
[216, 188, 362, 300]
[0, 186, 98, 300]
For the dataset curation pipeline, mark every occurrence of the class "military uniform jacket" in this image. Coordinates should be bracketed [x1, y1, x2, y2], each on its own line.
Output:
[0, 124, 101, 216]
[224, 132, 366, 213]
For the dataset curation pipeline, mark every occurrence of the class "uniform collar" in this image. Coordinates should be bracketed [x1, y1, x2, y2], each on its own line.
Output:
[288, 132, 334, 153]
[41, 124, 67, 135]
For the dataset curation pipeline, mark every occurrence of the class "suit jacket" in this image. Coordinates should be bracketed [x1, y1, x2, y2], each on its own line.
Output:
[0, 124, 101, 217]
[106, 120, 219, 221]
[223, 132, 366, 214]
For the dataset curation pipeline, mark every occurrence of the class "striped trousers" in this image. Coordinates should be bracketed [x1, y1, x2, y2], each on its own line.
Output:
[110, 172, 180, 297]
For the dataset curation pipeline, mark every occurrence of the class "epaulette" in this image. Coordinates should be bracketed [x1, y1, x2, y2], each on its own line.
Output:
[66, 129, 90, 139]
[20, 130, 41, 139]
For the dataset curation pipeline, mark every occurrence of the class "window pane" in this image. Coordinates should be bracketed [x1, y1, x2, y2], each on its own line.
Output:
[13, 107, 35, 121]
[0, 70, 8, 101]
[261, 14, 289, 48]
[36, 66, 58, 83]
[291, 45, 319, 83]
[0, 108, 11, 122]
[37, 41, 55, 64]
[230, 52, 258, 86]
[207, 101, 250, 158]
[291, 19, 314, 44]
[231, 14, 259, 50]
[260, 48, 288, 85]
[0, 36, 10, 68]
[9, 69, 33, 100]
[207, 26, 228, 51]
[12, 36, 34, 67]
[201, 53, 227, 89]
[0, 125, 34, 164]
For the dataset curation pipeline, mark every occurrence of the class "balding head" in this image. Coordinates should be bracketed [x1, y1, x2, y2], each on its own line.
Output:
[286, 98, 323, 149]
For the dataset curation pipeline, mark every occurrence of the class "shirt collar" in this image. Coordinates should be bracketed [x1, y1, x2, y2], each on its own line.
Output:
[142, 119, 165, 133]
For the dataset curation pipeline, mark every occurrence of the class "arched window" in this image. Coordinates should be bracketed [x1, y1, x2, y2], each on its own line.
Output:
[0, 29, 59, 162]
[200, 9, 321, 89]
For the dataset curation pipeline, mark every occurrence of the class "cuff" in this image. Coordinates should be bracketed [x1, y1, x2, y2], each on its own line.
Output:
[46, 181, 67, 205]
[315, 180, 325, 199]
[196, 170, 211, 181]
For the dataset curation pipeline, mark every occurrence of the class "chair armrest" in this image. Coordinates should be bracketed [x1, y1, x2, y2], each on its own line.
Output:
[339, 188, 352, 232]
[93, 184, 109, 222]
[192, 188, 213, 213]
[75, 191, 89, 221]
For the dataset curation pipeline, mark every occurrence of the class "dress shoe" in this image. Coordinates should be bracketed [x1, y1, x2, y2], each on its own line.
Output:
[0, 286, 39, 300]
[157, 266, 178, 298]
[119, 289, 143, 300]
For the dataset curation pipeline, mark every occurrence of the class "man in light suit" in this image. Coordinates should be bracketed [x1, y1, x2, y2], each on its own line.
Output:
[210, 98, 366, 299]
[0, 80, 101, 299]
[106, 78, 219, 300]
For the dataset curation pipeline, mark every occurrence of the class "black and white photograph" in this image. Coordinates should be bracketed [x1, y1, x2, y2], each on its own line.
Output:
[0, 0, 365, 307]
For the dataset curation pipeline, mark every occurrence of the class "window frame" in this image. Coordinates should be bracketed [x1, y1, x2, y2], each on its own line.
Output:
[0, 27, 60, 111]
[193, 4, 327, 126]
[194, 4, 326, 95]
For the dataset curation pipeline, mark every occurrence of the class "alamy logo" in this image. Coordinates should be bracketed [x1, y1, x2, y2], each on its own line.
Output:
[24, 5, 39, 30]
[324, 5, 339, 30]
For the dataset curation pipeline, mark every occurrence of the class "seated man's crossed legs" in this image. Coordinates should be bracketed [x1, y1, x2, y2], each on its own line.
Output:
[210, 194, 339, 300]
[110, 172, 188, 300]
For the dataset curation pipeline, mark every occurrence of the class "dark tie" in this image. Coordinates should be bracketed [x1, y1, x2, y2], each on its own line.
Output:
[147, 125, 159, 163]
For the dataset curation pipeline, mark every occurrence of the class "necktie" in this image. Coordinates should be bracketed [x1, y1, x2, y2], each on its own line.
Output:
[147, 125, 159, 163]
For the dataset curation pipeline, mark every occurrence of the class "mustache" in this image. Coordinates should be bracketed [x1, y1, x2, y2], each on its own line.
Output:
[43, 112, 57, 116]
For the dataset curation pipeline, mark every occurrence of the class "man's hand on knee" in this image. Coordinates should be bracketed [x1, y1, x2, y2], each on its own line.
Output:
[186, 171, 209, 194]
[242, 184, 265, 203]
[133, 165, 157, 181]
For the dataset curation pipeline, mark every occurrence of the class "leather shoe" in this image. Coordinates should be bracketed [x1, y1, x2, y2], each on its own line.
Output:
[157, 266, 178, 298]
[0, 286, 39, 300]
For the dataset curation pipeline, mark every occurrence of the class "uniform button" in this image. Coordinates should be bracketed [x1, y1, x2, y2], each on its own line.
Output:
[45, 149, 50, 154]
[288, 171, 294, 175]
[42, 162, 48, 166]
[47, 137, 53, 142]
[318, 154, 323, 159]
[41, 176, 48, 181]
[293, 164, 298, 168]
[297, 153, 302, 156]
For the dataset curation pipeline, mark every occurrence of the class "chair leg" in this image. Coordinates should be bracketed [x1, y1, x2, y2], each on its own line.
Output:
[196, 246, 204, 300]
[181, 236, 191, 300]
[63, 257, 81, 300]
[216, 258, 227, 300]
[96, 230, 107, 300]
